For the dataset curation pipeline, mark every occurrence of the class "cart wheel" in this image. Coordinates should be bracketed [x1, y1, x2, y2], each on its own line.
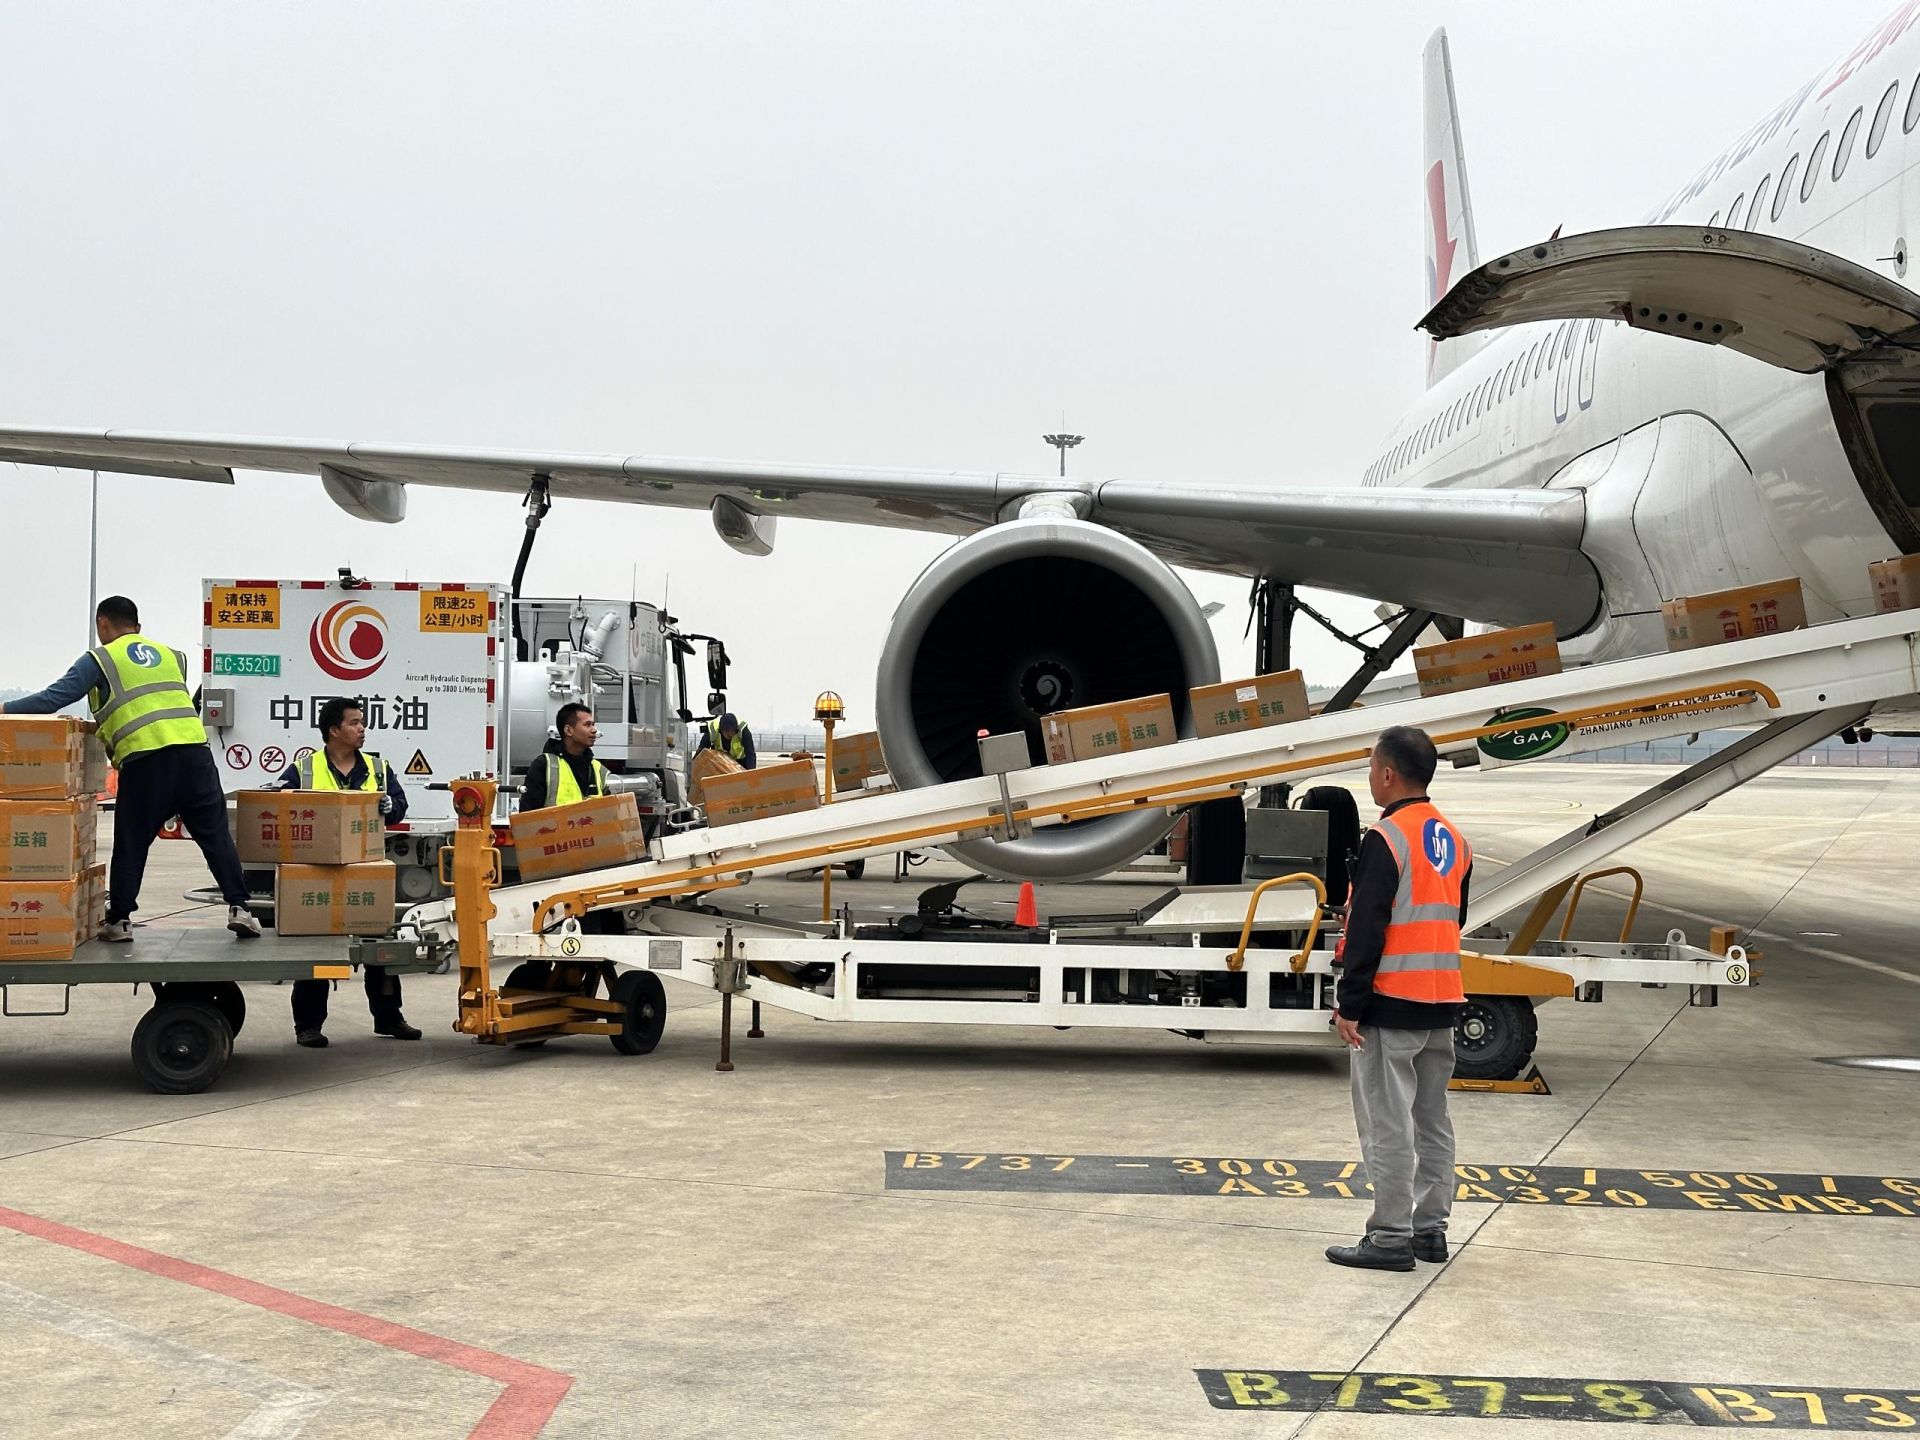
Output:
[1452, 996, 1538, 1082]
[131, 1001, 233, 1094]
[503, 962, 552, 992]
[844, 858, 866, 880]
[151, 982, 247, 1040]
[610, 970, 667, 1055]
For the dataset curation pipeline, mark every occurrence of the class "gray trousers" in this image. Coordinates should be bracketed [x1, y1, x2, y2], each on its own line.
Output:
[1351, 1025, 1456, 1248]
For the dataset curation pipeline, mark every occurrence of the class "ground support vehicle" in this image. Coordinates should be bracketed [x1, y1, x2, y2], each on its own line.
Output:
[0, 930, 437, 1093]
[399, 608, 1917, 1075]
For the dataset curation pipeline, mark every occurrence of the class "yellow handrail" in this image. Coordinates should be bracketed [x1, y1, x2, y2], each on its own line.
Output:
[1227, 871, 1328, 974]
[1558, 865, 1645, 944]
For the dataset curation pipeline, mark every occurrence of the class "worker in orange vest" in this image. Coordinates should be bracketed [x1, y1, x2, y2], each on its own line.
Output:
[1326, 725, 1471, 1272]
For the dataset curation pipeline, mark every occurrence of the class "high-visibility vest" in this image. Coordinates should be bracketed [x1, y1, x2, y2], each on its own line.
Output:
[1369, 800, 1471, 1006]
[87, 635, 205, 766]
[706, 719, 748, 762]
[298, 751, 388, 795]
[544, 751, 610, 806]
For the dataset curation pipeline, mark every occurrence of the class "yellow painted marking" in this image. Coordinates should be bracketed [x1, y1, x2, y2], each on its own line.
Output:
[310, 965, 352, 979]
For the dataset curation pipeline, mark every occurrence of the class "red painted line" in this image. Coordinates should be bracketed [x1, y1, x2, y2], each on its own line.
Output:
[0, 1205, 572, 1438]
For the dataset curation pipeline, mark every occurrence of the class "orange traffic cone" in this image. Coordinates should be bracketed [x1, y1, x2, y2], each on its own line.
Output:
[1014, 881, 1039, 928]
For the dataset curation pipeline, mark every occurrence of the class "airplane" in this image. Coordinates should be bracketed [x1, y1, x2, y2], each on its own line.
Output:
[5, 10, 1920, 884]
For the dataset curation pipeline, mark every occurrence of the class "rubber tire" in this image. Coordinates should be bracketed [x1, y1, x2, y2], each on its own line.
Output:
[502, 962, 553, 992]
[152, 981, 247, 1040]
[844, 858, 866, 880]
[1452, 996, 1538, 1082]
[1295, 785, 1361, 907]
[132, 1001, 233, 1094]
[609, 970, 667, 1056]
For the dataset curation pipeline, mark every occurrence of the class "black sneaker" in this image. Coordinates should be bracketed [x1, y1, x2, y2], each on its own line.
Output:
[1413, 1231, 1448, 1263]
[295, 1030, 329, 1049]
[374, 1017, 422, 1041]
[1325, 1238, 1416, 1272]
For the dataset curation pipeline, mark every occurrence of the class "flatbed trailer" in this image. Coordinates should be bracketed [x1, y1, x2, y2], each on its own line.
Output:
[0, 929, 437, 1093]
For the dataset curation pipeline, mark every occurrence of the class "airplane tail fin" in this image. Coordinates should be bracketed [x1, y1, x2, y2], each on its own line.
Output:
[1423, 29, 1485, 387]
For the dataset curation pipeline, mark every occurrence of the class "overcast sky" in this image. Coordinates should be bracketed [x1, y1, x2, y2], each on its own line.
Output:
[0, 1, 1895, 725]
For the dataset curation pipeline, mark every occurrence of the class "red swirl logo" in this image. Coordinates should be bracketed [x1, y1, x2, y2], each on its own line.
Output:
[310, 600, 388, 681]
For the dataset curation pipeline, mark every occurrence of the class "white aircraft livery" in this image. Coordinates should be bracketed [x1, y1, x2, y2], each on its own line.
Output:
[6, 10, 1920, 880]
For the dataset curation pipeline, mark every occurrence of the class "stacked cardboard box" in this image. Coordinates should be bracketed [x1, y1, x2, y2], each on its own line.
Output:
[234, 789, 394, 935]
[1661, 578, 1807, 652]
[1189, 671, 1311, 738]
[0, 718, 108, 960]
[509, 792, 650, 881]
[689, 748, 744, 807]
[700, 758, 821, 827]
[828, 732, 888, 796]
[1414, 624, 1563, 697]
[1042, 694, 1178, 764]
[1870, 555, 1920, 613]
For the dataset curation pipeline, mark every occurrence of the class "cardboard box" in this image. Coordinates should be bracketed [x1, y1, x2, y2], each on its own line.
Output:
[1662, 578, 1808, 652]
[700, 758, 821, 828]
[1041, 693, 1178, 764]
[234, 790, 382, 865]
[509, 793, 649, 881]
[828, 732, 888, 792]
[1190, 671, 1312, 738]
[0, 799, 99, 879]
[1870, 555, 1920, 613]
[0, 717, 91, 800]
[81, 731, 108, 797]
[0, 871, 95, 961]
[1415, 624, 1563, 697]
[688, 748, 744, 806]
[274, 861, 398, 936]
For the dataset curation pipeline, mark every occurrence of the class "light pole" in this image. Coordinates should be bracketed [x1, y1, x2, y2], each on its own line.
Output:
[87, 469, 99, 645]
[1042, 433, 1083, 477]
[814, 689, 845, 922]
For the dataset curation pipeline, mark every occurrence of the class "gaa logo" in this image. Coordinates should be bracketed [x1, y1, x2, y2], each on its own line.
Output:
[126, 642, 163, 668]
[310, 601, 388, 682]
[1422, 818, 1459, 877]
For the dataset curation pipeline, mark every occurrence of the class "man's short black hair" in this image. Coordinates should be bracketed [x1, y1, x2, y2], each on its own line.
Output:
[317, 696, 363, 741]
[555, 702, 592, 734]
[1374, 725, 1438, 788]
[96, 595, 139, 628]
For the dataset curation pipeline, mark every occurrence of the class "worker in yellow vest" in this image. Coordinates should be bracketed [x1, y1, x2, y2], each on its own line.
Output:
[519, 702, 611, 810]
[1, 596, 258, 943]
[274, 697, 417, 1047]
[697, 711, 757, 770]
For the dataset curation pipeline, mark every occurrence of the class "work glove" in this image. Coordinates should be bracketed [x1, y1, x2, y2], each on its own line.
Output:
[379, 795, 394, 816]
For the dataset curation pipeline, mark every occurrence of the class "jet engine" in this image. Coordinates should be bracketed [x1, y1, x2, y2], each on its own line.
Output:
[875, 517, 1220, 881]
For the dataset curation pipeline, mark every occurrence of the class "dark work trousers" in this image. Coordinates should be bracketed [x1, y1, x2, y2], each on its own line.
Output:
[291, 969, 404, 1034]
[108, 743, 251, 924]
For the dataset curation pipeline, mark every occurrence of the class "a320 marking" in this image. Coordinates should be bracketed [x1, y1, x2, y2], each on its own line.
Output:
[1198, 1370, 1920, 1429]
[886, 1152, 1920, 1218]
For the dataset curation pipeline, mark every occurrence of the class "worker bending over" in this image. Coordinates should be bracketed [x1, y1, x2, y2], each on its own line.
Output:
[698, 711, 756, 770]
[1327, 725, 1471, 1273]
[276, 697, 418, 1047]
[1, 596, 258, 943]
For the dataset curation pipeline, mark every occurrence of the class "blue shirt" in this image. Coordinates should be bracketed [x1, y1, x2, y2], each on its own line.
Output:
[275, 752, 409, 823]
[8, 653, 108, 715]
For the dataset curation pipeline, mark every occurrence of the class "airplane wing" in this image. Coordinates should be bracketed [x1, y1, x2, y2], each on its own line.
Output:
[0, 427, 1597, 631]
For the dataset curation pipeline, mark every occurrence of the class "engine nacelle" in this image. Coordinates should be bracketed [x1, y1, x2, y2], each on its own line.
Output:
[875, 517, 1220, 882]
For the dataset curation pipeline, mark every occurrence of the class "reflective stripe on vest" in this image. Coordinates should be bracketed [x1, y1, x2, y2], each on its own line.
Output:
[87, 636, 205, 766]
[1371, 801, 1471, 1004]
[706, 719, 747, 761]
[298, 752, 387, 794]
[545, 752, 609, 806]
